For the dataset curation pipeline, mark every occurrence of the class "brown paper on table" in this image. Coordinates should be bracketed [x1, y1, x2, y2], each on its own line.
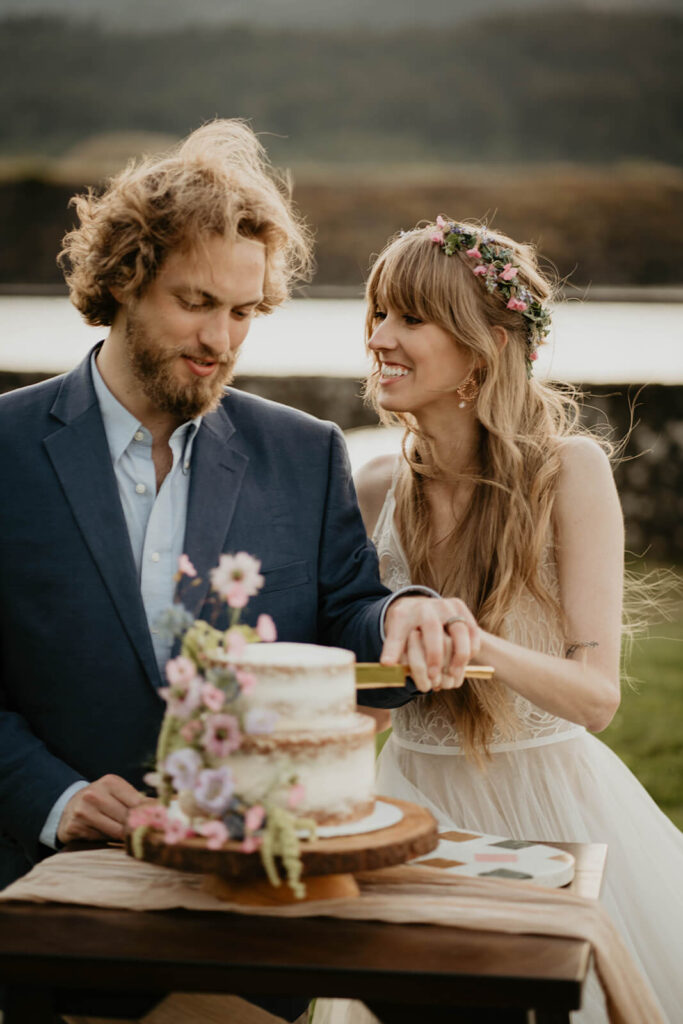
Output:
[0, 848, 663, 1024]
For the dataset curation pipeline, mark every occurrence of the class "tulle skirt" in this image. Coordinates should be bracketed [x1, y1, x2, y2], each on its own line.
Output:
[313, 730, 683, 1024]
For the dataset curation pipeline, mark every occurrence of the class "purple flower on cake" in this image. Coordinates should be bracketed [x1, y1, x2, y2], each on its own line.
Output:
[256, 614, 277, 643]
[198, 819, 230, 850]
[201, 713, 242, 757]
[244, 708, 279, 735]
[201, 682, 226, 712]
[177, 553, 197, 578]
[210, 553, 264, 608]
[164, 748, 202, 791]
[245, 804, 265, 833]
[193, 766, 235, 816]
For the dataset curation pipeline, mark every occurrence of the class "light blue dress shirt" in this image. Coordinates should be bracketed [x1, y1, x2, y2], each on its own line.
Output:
[39, 353, 201, 848]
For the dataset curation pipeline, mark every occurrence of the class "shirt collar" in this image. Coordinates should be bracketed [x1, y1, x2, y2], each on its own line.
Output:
[90, 351, 202, 465]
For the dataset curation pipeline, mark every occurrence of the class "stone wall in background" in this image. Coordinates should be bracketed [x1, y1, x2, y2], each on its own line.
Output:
[1, 371, 680, 563]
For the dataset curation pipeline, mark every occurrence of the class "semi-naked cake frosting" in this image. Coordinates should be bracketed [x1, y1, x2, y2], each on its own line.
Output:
[222, 642, 376, 825]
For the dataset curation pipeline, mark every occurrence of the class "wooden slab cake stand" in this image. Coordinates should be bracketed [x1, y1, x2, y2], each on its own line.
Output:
[125, 797, 438, 905]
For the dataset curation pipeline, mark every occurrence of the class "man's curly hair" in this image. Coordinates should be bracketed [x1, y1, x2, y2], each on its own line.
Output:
[58, 120, 313, 326]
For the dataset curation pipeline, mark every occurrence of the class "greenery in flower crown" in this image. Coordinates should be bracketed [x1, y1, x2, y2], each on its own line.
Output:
[431, 216, 552, 378]
[129, 552, 316, 899]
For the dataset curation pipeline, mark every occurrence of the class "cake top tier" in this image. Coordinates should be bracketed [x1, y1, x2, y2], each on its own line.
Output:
[233, 641, 355, 670]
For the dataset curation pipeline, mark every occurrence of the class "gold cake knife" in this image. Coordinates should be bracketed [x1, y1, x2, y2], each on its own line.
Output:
[355, 663, 495, 688]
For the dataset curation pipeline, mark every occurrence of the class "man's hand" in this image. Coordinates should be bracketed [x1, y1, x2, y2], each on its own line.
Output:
[382, 596, 480, 692]
[57, 774, 143, 845]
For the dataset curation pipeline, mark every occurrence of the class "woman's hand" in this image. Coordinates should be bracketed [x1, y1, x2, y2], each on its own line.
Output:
[382, 595, 481, 692]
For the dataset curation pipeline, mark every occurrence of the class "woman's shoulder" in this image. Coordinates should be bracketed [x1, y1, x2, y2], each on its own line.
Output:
[354, 453, 400, 536]
[553, 435, 620, 529]
[555, 435, 613, 488]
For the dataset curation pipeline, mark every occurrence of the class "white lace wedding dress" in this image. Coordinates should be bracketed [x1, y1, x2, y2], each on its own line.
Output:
[314, 482, 683, 1024]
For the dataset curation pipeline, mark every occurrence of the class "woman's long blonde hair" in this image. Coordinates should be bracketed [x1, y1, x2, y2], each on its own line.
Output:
[365, 221, 592, 760]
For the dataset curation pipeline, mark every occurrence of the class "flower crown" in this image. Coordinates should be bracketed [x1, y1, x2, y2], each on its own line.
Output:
[430, 216, 551, 377]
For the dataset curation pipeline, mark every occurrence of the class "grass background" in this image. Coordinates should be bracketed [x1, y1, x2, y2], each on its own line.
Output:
[376, 582, 683, 831]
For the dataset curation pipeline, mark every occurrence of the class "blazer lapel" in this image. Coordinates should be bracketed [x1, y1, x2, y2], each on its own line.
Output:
[44, 353, 162, 688]
[182, 400, 249, 616]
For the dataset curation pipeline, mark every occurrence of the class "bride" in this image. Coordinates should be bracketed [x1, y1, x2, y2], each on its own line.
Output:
[315, 218, 682, 1024]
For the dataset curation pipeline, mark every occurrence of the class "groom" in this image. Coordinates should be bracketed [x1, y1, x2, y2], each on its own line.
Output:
[0, 120, 475, 894]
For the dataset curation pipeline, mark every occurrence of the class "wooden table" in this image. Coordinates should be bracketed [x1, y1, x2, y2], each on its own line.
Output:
[0, 841, 606, 1024]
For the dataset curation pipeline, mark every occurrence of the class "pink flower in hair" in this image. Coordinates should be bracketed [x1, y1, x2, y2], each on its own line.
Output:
[530, 350, 539, 361]
[256, 614, 277, 643]
[473, 265, 487, 277]
[500, 263, 518, 281]
[465, 247, 482, 259]
[431, 230, 445, 245]
[245, 804, 266, 833]
[178, 553, 197, 578]
[198, 820, 230, 850]
[506, 297, 528, 312]
[435, 215, 448, 229]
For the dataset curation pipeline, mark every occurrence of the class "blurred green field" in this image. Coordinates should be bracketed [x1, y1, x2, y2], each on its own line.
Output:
[376, 601, 683, 831]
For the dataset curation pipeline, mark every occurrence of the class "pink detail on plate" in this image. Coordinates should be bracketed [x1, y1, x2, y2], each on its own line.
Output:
[474, 852, 518, 863]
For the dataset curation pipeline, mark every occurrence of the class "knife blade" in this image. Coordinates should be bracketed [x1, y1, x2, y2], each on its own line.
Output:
[355, 663, 495, 688]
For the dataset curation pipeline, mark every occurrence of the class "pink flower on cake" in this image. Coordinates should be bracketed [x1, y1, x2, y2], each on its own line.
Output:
[177, 553, 197, 578]
[506, 297, 528, 312]
[244, 708, 279, 735]
[128, 803, 168, 830]
[164, 747, 202, 791]
[163, 818, 190, 845]
[179, 719, 203, 743]
[224, 628, 247, 658]
[287, 783, 306, 810]
[210, 553, 264, 607]
[198, 819, 230, 850]
[201, 713, 242, 757]
[500, 263, 518, 281]
[256, 614, 277, 642]
[165, 655, 197, 688]
[160, 674, 202, 720]
[201, 682, 225, 712]
[241, 835, 263, 854]
[245, 804, 265, 833]
[193, 766, 235, 815]
[236, 669, 257, 695]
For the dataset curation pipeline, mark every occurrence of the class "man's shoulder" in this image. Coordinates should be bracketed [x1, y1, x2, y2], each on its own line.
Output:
[0, 372, 66, 426]
[222, 387, 337, 439]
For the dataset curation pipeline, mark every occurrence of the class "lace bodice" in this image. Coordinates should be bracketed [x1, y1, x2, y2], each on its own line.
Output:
[373, 476, 585, 753]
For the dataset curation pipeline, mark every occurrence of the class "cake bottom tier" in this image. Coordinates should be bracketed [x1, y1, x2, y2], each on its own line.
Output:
[225, 713, 376, 825]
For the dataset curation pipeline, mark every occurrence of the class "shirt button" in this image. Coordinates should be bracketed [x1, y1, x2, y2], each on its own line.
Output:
[184, 461, 190, 471]
[151, 627, 159, 635]
[134, 430, 144, 441]
[135, 483, 146, 495]
[151, 552, 160, 562]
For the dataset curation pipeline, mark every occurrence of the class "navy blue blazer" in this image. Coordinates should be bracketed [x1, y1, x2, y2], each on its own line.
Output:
[0, 349, 415, 886]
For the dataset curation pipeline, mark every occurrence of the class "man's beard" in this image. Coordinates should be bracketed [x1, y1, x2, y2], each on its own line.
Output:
[124, 312, 237, 421]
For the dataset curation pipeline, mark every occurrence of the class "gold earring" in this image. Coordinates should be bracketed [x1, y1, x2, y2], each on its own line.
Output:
[455, 374, 479, 408]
